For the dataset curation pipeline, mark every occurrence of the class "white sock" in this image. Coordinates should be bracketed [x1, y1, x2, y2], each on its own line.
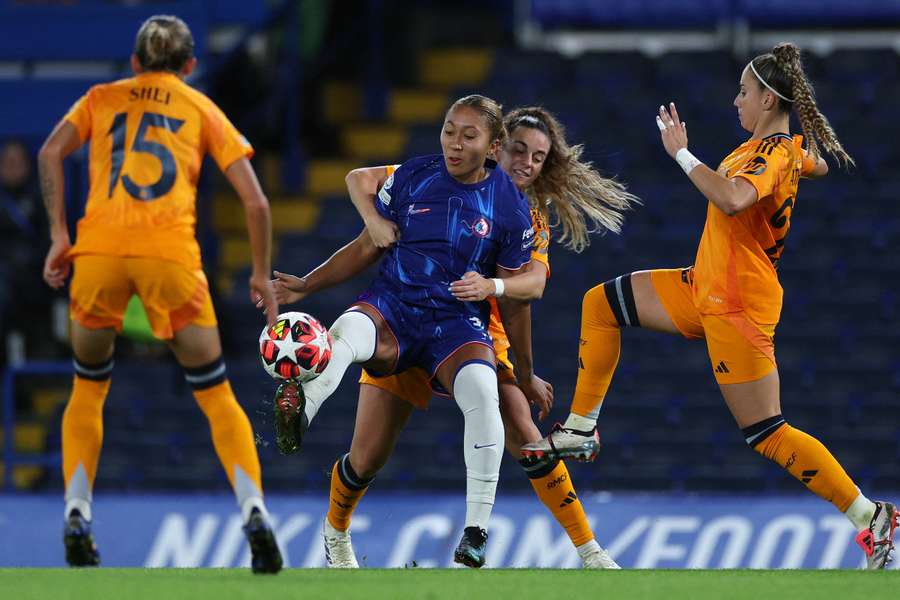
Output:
[845, 492, 877, 530]
[454, 362, 504, 530]
[576, 539, 601, 558]
[302, 310, 376, 424]
[564, 413, 596, 432]
[240, 496, 270, 525]
[64, 498, 92, 522]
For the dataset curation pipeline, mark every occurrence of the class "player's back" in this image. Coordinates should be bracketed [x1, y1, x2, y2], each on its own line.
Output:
[66, 71, 251, 269]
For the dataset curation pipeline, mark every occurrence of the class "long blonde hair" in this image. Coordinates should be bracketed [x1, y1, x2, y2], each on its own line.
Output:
[504, 107, 640, 252]
[751, 42, 854, 168]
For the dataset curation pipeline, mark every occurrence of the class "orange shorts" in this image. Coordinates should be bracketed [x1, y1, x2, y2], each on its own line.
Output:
[650, 268, 776, 384]
[358, 346, 515, 409]
[69, 255, 217, 340]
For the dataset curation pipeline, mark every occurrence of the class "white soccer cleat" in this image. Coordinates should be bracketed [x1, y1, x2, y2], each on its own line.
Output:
[323, 518, 359, 568]
[855, 501, 898, 569]
[581, 547, 621, 569]
[521, 423, 601, 462]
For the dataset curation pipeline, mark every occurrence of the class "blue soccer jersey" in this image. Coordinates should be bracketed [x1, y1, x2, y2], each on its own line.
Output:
[373, 154, 534, 316]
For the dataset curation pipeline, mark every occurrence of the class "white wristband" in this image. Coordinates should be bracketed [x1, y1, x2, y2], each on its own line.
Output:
[492, 278, 505, 297]
[675, 147, 703, 176]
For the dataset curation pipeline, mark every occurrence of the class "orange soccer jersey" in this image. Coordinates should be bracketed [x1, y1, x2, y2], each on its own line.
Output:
[692, 133, 812, 326]
[64, 71, 253, 269]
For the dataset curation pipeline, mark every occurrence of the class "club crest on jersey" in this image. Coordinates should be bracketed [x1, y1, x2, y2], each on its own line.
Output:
[472, 217, 491, 237]
[740, 156, 767, 176]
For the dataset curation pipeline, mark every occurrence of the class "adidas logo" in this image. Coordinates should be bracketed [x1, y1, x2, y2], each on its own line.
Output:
[714, 361, 730, 374]
[801, 469, 818, 484]
[579, 357, 585, 370]
[558, 491, 578, 508]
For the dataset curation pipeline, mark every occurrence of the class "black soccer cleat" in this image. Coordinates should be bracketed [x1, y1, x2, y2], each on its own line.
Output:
[64, 509, 100, 567]
[243, 508, 283, 574]
[274, 379, 309, 455]
[453, 526, 488, 569]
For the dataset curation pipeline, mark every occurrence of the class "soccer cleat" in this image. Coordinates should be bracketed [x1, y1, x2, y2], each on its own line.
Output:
[274, 379, 309, 455]
[243, 508, 283, 574]
[581, 547, 621, 569]
[323, 518, 359, 568]
[63, 509, 100, 567]
[855, 501, 898, 569]
[521, 423, 601, 462]
[453, 526, 488, 569]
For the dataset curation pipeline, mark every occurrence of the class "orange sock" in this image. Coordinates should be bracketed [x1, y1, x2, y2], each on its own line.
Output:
[327, 454, 373, 531]
[188, 359, 262, 502]
[746, 415, 859, 511]
[63, 360, 114, 508]
[522, 458, 594, 547]
[573, 278, 635, 419]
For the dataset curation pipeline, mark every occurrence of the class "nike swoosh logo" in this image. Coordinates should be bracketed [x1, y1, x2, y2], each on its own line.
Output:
[473, 443, 497, 449]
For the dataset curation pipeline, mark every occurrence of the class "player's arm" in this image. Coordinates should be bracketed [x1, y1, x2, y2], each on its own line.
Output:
[495, 265, 553, 420]
[268, 229, 385, 306]
[38, 120, 82, 289]
[345, 165, 399, 248]
[657, 103, 759, 216]
[224, 157, 277, 324]
[450, 261, 548, 302]
[801, 151, 829, 179]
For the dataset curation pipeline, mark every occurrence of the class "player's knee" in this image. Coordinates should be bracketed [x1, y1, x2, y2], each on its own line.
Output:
[453, 361, 499, 414]
[583, 274, 640, 329]
[742, 414, 787, 458]
[331, 310, 377, 362]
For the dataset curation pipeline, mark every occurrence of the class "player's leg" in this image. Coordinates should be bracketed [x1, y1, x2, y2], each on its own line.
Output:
[498, 378, 618, 569]
[63, 255, 130, 567]
[434, 343, 502, 568]
[709, 313, 897, 569]
[144, 259, 280, 573]
[324, 381, 414, 568]
[525, 268, 703, 459]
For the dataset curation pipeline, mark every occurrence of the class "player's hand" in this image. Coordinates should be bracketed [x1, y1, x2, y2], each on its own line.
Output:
[364, 215, 400, 248]
[657, 102, 688, 159]
[250, 271, 278, 326]
[449, 271, 494, 302]
[266, 270, 309, 305]
[43, 237, 72, 290]
[519, 373, 554, 421]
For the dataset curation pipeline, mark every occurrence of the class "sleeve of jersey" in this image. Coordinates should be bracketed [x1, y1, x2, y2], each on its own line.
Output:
[529, 210, 550, 275]
[63, 92, 92, 143]
[496, 194, 535, 271]
[204, 101, 254, 171]
[731, 149, 786, 202]
[374, 164, 405, 223]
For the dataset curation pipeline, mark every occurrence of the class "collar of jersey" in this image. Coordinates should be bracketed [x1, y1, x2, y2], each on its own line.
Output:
[440, 155, 500, 190]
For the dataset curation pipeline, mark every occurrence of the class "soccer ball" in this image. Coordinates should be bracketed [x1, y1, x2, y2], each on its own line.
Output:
[259, 312, 332, 382]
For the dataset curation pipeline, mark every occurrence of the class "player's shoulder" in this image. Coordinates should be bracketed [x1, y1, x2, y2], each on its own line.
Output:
[397, 154, 443, 178]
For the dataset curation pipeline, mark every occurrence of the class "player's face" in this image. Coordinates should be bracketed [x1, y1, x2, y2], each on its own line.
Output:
[735, 65, 771, 133]
[441, 106, 495, 183]
[735, 65, 762, 133]
[498, 126, 551, 191]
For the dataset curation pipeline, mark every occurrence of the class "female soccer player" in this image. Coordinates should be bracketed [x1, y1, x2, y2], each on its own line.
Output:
[38, 16, 282, 572]
[523, 42, 897, 569]
[272, 95, 546, 567]
[269, 107, 639, 568]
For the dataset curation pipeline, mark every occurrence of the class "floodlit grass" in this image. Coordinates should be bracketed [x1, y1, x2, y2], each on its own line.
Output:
[2, 568, 898, 600]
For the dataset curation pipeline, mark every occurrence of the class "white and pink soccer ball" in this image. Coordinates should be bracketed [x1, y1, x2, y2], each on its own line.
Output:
[259, 312, 332, 382]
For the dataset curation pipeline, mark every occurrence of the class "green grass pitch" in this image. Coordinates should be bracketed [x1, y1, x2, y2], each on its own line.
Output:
[2, 568, 898, 600]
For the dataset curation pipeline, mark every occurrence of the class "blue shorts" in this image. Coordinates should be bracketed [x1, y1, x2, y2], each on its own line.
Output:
[354, 285, 494, 393]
